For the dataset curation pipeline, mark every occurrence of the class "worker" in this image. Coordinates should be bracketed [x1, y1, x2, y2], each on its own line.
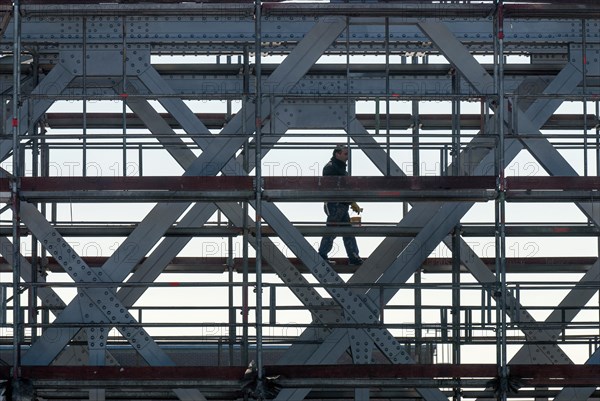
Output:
[318, 144, 364, 265]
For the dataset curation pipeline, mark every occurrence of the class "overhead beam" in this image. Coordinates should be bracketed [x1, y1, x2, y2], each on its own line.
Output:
[41, 111, 599, 131]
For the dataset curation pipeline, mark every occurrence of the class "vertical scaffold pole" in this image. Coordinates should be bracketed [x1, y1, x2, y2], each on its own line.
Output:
[254, 0, 264, 391]
[345, 17, 352, 172]
[582, 19, 588, 176]
[494, 1, 508, 400]
[596, 100, 599, 340]
[121, 15, 127, 177]
[11, 0, 22, 379]
[83, 17, 88, 177]
[242, 45, 250, 371]
[451, 226, 461, 401]
[385, 17, 391, 176]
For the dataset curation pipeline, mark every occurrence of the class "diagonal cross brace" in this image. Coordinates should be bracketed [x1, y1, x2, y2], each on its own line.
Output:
[19, 201, 177, 362]
[100, 16, 347, 279]
[123, 95, 445, 400]
[129, 92, 423, 370]
[121, 99, 356, 369]
[1, 62, 75, 161]
[123, 88, 441, 398]
[0, 167, 123, 367]
[123, 97, 338, 319]
[452, 236, 599, 365]
[22, 17, 348, 366]
[553, 347, 600, 401]
[418, 21, 600, 224]
[297, 20, 593, 391]
[342, 21, 596, 362]
[274, 50, 587, 400]
[0, 236, 122, 366]
[18, 202, 206, 401]
[420, 19, 600, 372]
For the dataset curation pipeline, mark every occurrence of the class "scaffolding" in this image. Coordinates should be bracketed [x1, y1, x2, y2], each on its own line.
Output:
[0, 0, 599, 400]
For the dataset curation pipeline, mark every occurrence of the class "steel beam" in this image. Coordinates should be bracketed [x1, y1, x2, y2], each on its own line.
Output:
[23, 15, 347, 364]
[421, 20, 599, 400]
[2, 6, 597, 400]
[0, 236, 120, 368]
[121, 87, 444, 399]
[18, 202, 206, 401]
[0, 61, 74, 161]
[274, 36, 587, 401]
[123, 93, 437, 399]
[1, 8, 597, 55]
[37, 111, 600, 131]
[8, 63, 599, 99]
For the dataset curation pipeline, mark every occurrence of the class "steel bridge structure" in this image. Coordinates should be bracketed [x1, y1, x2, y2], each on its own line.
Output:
[0, 0, 599, 400]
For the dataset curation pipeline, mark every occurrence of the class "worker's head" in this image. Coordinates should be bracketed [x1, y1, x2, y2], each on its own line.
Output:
[333, 144, 349, 162]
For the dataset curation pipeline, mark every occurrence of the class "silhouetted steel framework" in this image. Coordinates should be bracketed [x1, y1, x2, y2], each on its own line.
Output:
[0, 1, 599, 400]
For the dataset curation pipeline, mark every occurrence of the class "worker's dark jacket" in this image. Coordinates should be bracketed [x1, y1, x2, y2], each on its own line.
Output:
[323, 157, 350, 206]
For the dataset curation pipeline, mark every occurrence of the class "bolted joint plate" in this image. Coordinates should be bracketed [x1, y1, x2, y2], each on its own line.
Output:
[59, 44, 151, 77]
[40, 225, 151, 352]
[79, 287, 152, 351]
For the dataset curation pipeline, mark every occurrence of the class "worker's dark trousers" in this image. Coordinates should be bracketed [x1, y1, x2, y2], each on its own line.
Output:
[318, 202, 360, 262]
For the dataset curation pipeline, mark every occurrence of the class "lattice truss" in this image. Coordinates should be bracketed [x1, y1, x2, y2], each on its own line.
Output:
[0, 1, 598, 400]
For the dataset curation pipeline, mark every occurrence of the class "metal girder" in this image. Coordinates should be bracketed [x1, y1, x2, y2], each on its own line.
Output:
[452, 236, 598, 365]
[158, 69, 544, 99]
[10, 57, 599, 99]
[273, 34, 588, 401]
[4, 175, 517, 202]
[0, 61, 74, 161]
[8, 61, 599, 98]
[18, 202, 206, 401]
[5, 225, 600, 243]
[124, 73, 442, 399]
[421, 19, 600, 398]
[0, 236, 124, 369]
[120, 98, 335, 316]
[36, 110, 600, 131]
[17, 18, 347, 401]
[4, 255, 600, 275]
[3, 7, 596, 400]
[127, 96, 369, 380]
[125, 87, 429, 400]
[0, 8, 597, 55]
[3, 363, 599, 385]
